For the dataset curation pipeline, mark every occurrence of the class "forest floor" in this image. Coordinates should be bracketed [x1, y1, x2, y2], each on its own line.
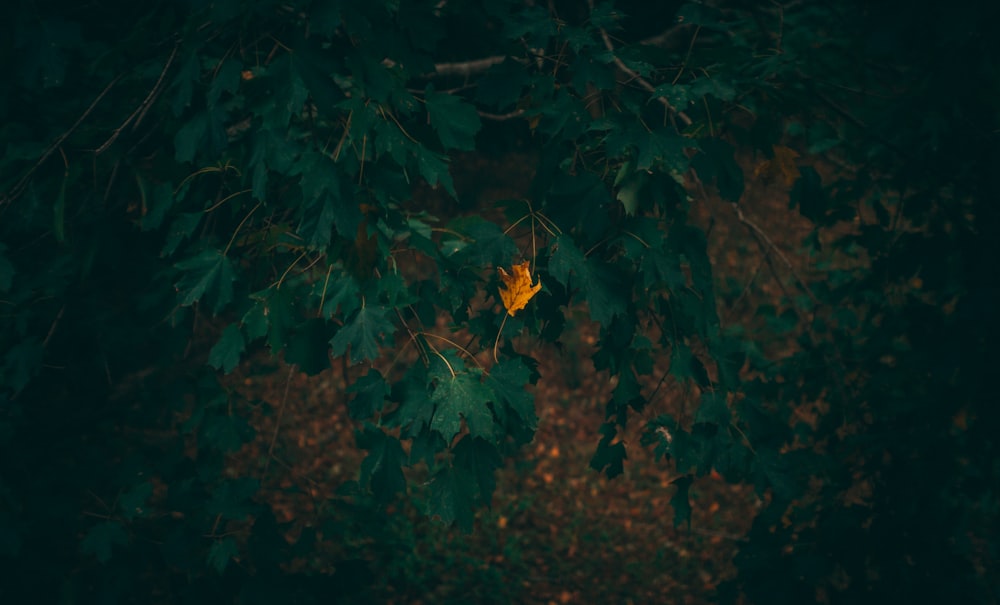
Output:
[223, 151, 820, 604]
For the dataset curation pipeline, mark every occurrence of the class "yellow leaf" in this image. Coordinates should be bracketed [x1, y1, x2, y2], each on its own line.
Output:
[497, 261, 541, 316]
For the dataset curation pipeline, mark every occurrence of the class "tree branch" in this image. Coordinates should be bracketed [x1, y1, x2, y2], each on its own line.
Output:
[594, 23, 693, 127]
[432, 55, 508, 78]
[477, 108, 527, 121]
[1, 74, 123, 207]
[730, 202, 819, 304]
[418, 24, 691, 80]
[95, 43, 179, 155]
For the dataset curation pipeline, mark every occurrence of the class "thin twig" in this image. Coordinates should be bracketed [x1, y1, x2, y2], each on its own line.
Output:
[492, 313, 509, 363]
[431, 55, 509, 78]
[261, 366, 295, 481]
[223, 201, 261, 255]
[95, 43, 179, 155]
[393, 307, 429, 365]
[589, 0, 693, 128]
[478, 108, 527, 121]
[42, 305, 67, 348]
[2, 74, 123, 206]
[723, 254, 765, 323]
[731, 202, 818, 304]
[671, 25, 701, 85]
[417, 26, 692, 81]
[420, 332, 487, 372]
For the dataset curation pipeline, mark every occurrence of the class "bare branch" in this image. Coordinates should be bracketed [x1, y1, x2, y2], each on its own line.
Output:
[478, 108, 527, 121]
[641, 23, 700, 50]
[594, 21, 693, 127]
[96, 43, 179, 155]
[1, 74, 123, 207]
[730, 202, 819, 304]
[432, 55, 508, 78]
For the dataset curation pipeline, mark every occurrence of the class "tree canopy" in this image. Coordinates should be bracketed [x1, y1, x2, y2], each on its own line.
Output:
[1, 0, 997, 602]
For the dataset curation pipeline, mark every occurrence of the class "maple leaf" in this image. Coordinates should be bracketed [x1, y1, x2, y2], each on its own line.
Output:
[497, 261, 541, 316]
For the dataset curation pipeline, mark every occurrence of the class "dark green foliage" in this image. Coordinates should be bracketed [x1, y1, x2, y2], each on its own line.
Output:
[1, 0, 997, 603]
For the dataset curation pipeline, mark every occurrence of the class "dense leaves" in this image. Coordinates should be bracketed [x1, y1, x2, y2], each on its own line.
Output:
[1, 0, 997, 603]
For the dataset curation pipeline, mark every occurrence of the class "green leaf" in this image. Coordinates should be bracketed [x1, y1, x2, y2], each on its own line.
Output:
[413, 144, 457, 197]
[242, 300, 268, 341]
[790, 166, 829, 222]
[549, 234, 627, 325]
[292, 48, 344, 115]
[207, 478, 260, 520]
[174, 249, 237, 313]
[348, 369, 387, 419]
[201, 411, 255, 452]
[295, 152, 361, 246]
[357, 424, 407, 503]
[446, 215, 517, 267]
[118, 482, 152, 520]
[140, 180, 174, 232]
[425, 86, 482, 150]
[329, 304, 396, 364]
[427, 464, 475, 531]
[689, 76, 737, 102]
[208, 537, 239, 574]
[395, 364, 435, 433]
[651, 83, 694, 110]
[318, 271, 361, 319]
[590, 422, 627, 478]
[170, 51, 200, 116]
[208, 324, 245, 374]
[207, 58, 242, 108]
[695, 391, 731, 426]
[670, 475, 693, 527]
[80, 521, 128, 564]
[284, 318, 335, 375]
[636, 129, 688, 172]
[691, 138, 744, 202]
[453, 436, 503, 505]
[615, 172, 644, 216]
[486, 359, 537, 429]
[161, 212, 203, 257]
[475, 59, 530, 109]
[431, 372, 496, 443]
[174, 112, 208, 163]
[754, 449, 802, 502]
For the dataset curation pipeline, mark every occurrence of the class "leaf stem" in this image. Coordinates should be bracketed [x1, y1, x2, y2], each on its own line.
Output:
[420, 332, 486, 371]
[317, 264, 334, 317]
[204, 188, 251, 213]
[223, 201, 262, 255]
[492, 313, 509, 363]
[426, 341, 457, 378]
[275, 250, 308, 289]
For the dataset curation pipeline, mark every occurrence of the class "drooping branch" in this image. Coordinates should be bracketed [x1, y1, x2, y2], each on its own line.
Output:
[730, 202, 819, 304]
[95, 43, 179, 155]
[1, 74, 122, 208]
[432, 55, 508, 78]
[477, 108, 527, 121]
[589, 2, 693, 127]
[419, 24, 693, 80]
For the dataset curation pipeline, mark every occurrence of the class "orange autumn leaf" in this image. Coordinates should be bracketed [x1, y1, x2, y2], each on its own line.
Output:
[497, 261, 541, 316]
